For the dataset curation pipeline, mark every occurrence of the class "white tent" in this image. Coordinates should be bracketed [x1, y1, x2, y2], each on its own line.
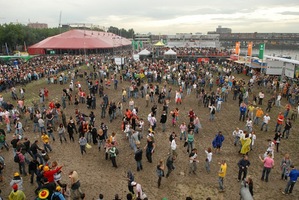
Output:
[138, 49, 151, 56]
[164, 49, 177, 55]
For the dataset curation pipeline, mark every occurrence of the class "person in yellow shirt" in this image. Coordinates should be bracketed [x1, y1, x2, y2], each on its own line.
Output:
[253, 107, 264, 125]
[218, 160, 227, 192]
[247, 104, 255, 121]
[41, 132, 52, 152]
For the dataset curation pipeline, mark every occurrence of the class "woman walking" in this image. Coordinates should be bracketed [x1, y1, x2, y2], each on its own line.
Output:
[57, 124, 67, 143]
[79, 136, 87, 155]
[156, 159, 165, 188]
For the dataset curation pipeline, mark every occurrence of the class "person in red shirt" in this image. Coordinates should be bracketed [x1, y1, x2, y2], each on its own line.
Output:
[44, 87, 49, 99]
[275, 112, 284, 132]
[188, 109, 195, 123]
[49, 100, 55, 110]
[43, 165, 63, 183]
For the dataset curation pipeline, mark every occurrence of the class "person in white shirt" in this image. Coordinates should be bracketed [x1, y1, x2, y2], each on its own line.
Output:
[276, 93, 282, 107]
[250, 131, 257, 150]
[205, 147, 213, 173]
[189, 148, 199, 175]
[170, 137, 177, 157]
[245, 118, 253, 132]
[233, 128, 243, 146]
[131, 182, 147, 199]
[261, 114, 271, 132]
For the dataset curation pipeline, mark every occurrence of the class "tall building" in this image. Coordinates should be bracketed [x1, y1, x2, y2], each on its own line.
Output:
[28, 23, 48, 29]
[216, 25, 232, 34]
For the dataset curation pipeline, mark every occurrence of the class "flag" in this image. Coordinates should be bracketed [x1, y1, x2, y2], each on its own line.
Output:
[235, 42, 240, 55]
[5, 43, 9, 55]
[131, 40, 138, 50]
[258, 43, 265, 59]
[247, 42, 253, 56]
[24, 41, 27, 52]
[139, 41, 143, 49]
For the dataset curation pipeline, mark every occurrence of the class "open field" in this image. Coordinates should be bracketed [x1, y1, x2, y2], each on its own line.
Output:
[0, 66, 298, 200]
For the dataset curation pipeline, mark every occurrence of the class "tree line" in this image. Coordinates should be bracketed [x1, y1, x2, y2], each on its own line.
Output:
[0, 23, 135, 54]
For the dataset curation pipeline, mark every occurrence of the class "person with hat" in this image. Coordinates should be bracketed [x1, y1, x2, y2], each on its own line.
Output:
[131, 182, 147, 200]
[8, 184, 26, 200]
[10, 172, 23, 191]
[39, 177, 56, 199]
[51, 186, 65, 200]
[43, 165, 63, 183]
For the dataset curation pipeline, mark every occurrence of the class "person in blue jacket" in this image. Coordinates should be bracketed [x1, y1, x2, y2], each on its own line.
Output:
[282, 165, 299, 195]
[212, 131, 225, 153]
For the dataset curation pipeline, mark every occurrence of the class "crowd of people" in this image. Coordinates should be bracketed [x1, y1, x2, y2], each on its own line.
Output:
[0, 48, 298, 200]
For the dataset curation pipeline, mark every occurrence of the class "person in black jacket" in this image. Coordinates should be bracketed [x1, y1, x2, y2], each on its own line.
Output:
[160, 111, 167, 132]
[134, 146, 143, 171]
[166, 155, 176, 178]
[29, 159, 40, 184]
[30, 140, 43, 164]
[282, 118, 292, 139]
[237, 155, 251, 181]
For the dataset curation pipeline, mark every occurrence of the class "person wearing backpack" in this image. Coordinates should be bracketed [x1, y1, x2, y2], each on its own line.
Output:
[209, 104, 216, 121]
[15, 150, 27, 176]
[51, 185, 65, 200]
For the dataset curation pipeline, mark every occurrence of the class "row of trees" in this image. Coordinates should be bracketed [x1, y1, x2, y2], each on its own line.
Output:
[0, 23, 135, 54]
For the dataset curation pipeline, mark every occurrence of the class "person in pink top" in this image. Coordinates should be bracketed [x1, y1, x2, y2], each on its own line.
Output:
[259, 153, 274, 182]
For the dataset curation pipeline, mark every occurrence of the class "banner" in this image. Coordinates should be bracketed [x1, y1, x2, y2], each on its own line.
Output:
[247, 42, 253, 56]
[235, 42, 240, 55]
[258, 43, 265, 59]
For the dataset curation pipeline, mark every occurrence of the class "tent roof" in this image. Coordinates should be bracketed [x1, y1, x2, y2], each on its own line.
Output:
[138, 49, 151, 55]
[154, 41, 165, 46]
[164, 49, 177, 55]
[28, 29, 131, 50]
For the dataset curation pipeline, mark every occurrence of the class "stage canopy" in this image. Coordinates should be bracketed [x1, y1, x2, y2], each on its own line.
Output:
[28, 29, 131, 55]
[154, 41, 165, 46]
[138, 49, 151, 56]
[164, 49, 177, 55]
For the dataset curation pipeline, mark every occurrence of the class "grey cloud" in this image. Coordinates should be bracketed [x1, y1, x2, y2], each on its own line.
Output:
[280, 11, 299, 15]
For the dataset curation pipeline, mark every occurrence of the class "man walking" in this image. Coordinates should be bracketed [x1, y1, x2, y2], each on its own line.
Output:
[282, 165, 299, 195]
[134, 146, 143, 171]
[237, 155, 250, 182]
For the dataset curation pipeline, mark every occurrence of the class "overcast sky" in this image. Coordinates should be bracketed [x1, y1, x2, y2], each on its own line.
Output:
[1, 0, 299, 34]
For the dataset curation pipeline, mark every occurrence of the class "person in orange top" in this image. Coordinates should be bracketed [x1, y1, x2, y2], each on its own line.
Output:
[275, 112, 284, 132]
[126, 109, 132, 121]
[253, 107, 264, 125]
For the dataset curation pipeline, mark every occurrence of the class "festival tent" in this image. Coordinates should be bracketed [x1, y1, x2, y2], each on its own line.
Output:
[164, 49, 177, 55]
[138, 49, 151, 60]
[138, 49, 151, 56]
[154, 41, 165, 46]
[28, 29, 131, 55]
[164, 49, 177, 60]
